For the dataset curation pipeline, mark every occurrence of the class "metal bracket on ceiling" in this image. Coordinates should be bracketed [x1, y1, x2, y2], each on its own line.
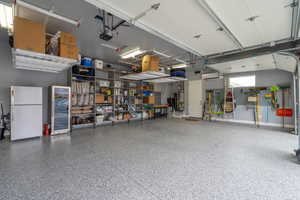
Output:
[245, 16, 260, 22]
[129, 3, 161, 24]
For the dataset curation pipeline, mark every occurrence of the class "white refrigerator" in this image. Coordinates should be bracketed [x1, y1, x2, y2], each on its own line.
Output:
[11, 86, 43, 141]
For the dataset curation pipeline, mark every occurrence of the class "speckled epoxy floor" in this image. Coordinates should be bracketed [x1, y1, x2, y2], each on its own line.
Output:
[0, 119, 299, 200]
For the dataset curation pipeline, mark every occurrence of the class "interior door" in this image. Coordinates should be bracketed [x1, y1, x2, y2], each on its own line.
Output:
[188, 80, 203, 118]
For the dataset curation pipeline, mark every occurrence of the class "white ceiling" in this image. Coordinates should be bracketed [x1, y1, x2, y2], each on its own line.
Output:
[85, 0, 295, 56]
[208, 53, 297, 74]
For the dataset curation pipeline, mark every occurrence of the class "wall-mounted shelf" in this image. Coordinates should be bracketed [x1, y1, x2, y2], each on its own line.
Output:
[12, 48, 78, 73]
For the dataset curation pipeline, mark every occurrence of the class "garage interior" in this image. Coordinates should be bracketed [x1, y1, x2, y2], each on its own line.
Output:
[1, 0, 300, 199]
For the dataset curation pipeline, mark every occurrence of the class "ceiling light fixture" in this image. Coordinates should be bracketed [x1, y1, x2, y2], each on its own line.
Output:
[120, 47, 145, 59]
[172, 63, 188, 69]
[175, 58, 186, 63]
[153, 50, 172, 58]
[0, 2, 13, 30]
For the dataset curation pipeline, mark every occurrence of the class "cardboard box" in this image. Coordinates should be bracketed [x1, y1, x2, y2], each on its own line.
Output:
[142, 55, 159, 72]
[60, 32, 77, 46]
[142, 55, 151, 72]
[14, 16, 46, 53]
[59, 43, 78, 60]
[144, 96, 155, 104]
[96, 94, 105, 104]
[58, 32, 78, 59]
[248, 96, 257, 102]
[150, 56, 159, 72]
[108, 96, 113, 104]
[134, 98, 142, 105]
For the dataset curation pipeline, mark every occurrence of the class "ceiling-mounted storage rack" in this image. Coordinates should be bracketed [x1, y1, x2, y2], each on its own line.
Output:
[145, 76, 187, 83]
[120, 71, 170, 81]
[120, 71, 187, 83]
[14, 0, 80, 34]
[11, 0, 80, 73]
[119, 49, 188, 69]
[12, 48, 78, 73]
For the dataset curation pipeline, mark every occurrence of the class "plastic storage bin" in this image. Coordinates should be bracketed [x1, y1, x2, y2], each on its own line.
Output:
[81, 57, 93, 67]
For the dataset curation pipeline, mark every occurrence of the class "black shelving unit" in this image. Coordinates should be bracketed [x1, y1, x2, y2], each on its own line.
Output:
[70, 65, 96, 130]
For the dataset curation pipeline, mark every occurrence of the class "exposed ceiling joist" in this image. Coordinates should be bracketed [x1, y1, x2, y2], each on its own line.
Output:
[195, 0, 243, 50]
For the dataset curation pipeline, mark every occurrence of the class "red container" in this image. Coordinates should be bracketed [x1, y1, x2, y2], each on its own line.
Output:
[43, 124, 49, 136]
[276, 109, 293, 117]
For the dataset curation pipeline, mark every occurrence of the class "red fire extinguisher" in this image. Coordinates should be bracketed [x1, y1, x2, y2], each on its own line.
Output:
[43, 124, 49, 136]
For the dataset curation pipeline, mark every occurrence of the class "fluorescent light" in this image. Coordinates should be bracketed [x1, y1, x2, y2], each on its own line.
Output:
[120, 47, 145, 59]
[153, 50, 172, 58]
[0, 3, 12, 29]
[175, 58, 186, 63]
[172, 63, 188, 69]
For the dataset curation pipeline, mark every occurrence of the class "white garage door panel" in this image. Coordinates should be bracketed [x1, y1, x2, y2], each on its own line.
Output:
[140, 0, 238, 55]
[87, 0, 238, 55]
[209, 54, 277, 74]
[204, 0, 261, 47]
[209, 53, 296, 74]
[205, 0, 292, 47]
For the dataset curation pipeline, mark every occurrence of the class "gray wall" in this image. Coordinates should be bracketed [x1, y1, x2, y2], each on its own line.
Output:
[0, 29, 68, 123]
[202, 69, 294, 127]
[203, 70, 293, 90]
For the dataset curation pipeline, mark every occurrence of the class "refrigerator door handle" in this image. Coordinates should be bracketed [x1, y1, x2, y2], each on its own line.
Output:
[11, 106, 14, 122]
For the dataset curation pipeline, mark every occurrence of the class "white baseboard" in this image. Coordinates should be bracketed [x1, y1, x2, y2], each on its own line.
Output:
[211, 118, 294, 128]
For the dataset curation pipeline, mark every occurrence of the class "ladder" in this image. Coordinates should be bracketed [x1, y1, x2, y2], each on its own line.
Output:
[223, 78, 235, 119]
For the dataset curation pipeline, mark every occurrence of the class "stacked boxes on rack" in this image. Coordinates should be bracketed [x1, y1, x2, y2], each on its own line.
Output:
[142, 55, 160, 72]
[47, 31, 79, 60]
[95, 71, 114, 125]
[14, 16, 46, 53]
[143, 85, 155, 105]
[96, 80, 113, 104]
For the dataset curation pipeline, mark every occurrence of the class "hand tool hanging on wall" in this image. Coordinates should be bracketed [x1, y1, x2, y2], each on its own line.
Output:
[270, 85, 280, 110]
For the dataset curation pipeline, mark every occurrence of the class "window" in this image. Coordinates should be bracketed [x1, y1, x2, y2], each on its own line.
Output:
[229, 75, 255, 88]
[0, 3, 13, 30]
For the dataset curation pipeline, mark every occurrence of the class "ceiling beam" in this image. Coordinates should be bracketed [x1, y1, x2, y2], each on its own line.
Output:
[206, 38, 300, 64]
[195, 0, 244, 50]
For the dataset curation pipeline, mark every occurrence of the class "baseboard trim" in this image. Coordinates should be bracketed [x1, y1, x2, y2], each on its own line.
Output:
[211, 118, 294, 128]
